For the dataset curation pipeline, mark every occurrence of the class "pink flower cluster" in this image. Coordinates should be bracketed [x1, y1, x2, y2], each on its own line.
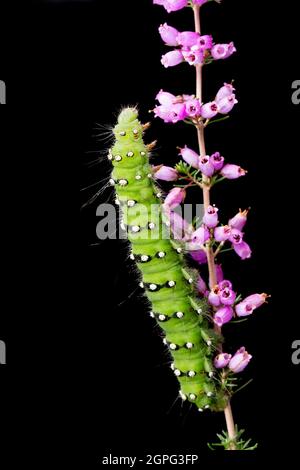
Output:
[159, 205, 251, 262]
[214, 347, 252, 373]
[158, 192, 251, 260]
[153, 84, 237, 123]
[208, 280, 236, 327]
[179, 146, 246, 179]
[214, 209, 252, 260]
[212, 290, 268, 373]
[159, 23, 236, 68]
[153, 0, 266, 383]
[154, 0, 211, 14]
[208, 278, 267, 327]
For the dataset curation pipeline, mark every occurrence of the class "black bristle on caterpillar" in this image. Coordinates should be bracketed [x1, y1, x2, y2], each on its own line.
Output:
[110, 107, 228, 412]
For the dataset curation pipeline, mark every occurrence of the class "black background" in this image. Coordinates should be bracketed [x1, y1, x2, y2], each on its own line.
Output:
[1, 0, 299, 466]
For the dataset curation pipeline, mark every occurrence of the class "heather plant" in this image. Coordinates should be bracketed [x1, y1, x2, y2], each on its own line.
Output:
[105, 0, 267, 450]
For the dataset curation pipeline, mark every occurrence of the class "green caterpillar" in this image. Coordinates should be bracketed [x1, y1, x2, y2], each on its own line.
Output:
[109, 107, 227, 412]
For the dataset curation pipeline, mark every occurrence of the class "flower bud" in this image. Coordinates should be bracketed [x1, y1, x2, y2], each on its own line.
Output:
[196, 34, 213, 50]
[210, 151, 224, 170]
[153, 105, 174, 123]
[199, 155, 215, 177]
[156, 89, 176, 106]
[229, 347, 252, 373]
[233, 241, 252, 259]
[214, 225, 231, 242]
[208, 286, 221, 307]
[154, 102, 187, 123]
[153, 165, 179, 181]
[217, 94, 238, 114]
[163, 187, 186, 210]
[243, 293, 268, 307]
[177, 31, 200, 47]
[220, 287, 236, 306]
[203, 205, 219, 228]
[169, 103, 188, 122]
[211, 42, 236, 60]
[191, 225, 210, 245]
[182, 47, 204, 65]
[158, 23, 180, 46]
[229, 228, 244, 245]
[201, 101, 219, 119]
[214, 306, 233, 327]
[179, 145, 200, 168]
[235, 301, 255, 317]
[216, 83, 235, 102]
[236, 293, 268, 317]
[229, 209, 249, 231]
[214, 353, 232, 369]
[161, 50, 184, 68]
[220, 164, 247, 179]
[185, 99, 201, 117]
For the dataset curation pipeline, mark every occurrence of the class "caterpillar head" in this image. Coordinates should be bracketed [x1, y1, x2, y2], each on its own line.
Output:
[111, 107, 148, 169]
[113, 107, 143, 144]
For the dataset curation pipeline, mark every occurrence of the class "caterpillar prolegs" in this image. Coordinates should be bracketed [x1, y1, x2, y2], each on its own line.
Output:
[110, 107, 228, 412]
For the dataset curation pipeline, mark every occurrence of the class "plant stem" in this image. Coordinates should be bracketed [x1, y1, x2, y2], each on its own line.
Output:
[193, 5, 202, 103]
[193, 4, 237, 450]
[224, 403, 236, 450]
